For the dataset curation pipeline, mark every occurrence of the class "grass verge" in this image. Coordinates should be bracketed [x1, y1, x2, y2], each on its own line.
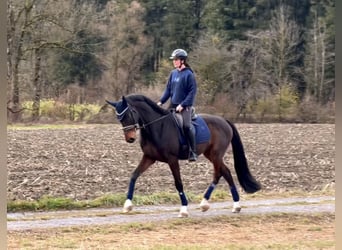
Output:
[7, 188, 335, 213]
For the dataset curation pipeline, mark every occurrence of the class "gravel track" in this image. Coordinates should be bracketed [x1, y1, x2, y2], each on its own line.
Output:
[7, 196, 335, 231]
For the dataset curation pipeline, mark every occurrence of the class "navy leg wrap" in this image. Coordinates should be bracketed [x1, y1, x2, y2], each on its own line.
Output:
[230, 186, 240, 202]
[127, 179, 136, 200]
[204, 183, 216, 200]
[179, 192, 188, 206]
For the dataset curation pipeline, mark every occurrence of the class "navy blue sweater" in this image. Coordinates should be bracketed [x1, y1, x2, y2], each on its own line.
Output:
[160, 67, 197, 107]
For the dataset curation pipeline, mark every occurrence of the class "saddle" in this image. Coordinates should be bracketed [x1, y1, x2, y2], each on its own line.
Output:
[170, 108, 210, 146]
[171, 107, 197, 130]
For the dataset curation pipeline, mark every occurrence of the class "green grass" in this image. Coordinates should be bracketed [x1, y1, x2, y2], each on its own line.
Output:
[7, 123, 101, 130]
[7, 192, 190, 212]
[7, 188, 334, 213]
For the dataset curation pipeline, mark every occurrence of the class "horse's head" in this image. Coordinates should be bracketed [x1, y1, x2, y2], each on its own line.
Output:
[106, 96, 139, 143]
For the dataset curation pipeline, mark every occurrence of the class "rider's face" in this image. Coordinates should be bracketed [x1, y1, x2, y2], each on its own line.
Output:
[173, 58, 182, 68]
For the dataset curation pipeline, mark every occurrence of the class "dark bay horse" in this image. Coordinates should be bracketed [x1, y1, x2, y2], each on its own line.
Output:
[107, 94, 261, 217]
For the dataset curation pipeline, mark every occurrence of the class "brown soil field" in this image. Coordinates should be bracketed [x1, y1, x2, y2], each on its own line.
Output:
[7, 123, 335, 201]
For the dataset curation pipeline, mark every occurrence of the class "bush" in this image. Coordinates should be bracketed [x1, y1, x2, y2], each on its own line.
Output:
[21, 99, 102, 122]
[244, 85, 299, 122]
[277, 85, 299, 119]
[297, 98, 335, 123]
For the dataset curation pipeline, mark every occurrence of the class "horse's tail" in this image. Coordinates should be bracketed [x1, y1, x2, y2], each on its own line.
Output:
[226, 120, 261, 193]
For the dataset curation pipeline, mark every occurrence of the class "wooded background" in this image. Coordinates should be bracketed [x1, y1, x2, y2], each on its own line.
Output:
[7, 0, 335, 123]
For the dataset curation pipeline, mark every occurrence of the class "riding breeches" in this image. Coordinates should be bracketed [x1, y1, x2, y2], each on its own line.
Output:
[168, 104, 192, 131]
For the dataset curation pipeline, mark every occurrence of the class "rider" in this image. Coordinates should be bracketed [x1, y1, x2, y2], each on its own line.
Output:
[157, 49, 198, 162]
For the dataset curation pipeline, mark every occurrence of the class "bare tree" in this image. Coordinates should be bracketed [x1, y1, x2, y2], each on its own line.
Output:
[7, 0, 72, 121]
[253, 5, 303, 121]
[100, 1, 149, 99]
[7, 0, 36, 121]
[267, 5, 302, 85]
[304, 6, 335, 105]
[7, 0, 103, 121]
[191, 32, 267, 120]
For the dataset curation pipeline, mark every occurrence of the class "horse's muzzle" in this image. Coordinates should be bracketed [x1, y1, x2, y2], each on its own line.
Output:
[126, 137, 135, 143]
[124, 130, 136, 143]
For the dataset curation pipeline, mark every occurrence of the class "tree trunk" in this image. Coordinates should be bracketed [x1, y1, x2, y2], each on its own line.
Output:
[9, 57, 21, 122]
[32, 48, 42, 121]
[7, 1, 34, 122]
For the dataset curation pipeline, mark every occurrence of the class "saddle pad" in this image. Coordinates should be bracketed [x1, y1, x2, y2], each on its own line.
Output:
[178, 115, 211, 145]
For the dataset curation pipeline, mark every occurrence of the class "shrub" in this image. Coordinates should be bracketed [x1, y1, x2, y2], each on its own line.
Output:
[21, 99, 102, 122]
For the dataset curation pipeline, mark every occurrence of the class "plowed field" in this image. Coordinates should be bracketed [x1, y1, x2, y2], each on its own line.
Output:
[7, 123, 335, 201]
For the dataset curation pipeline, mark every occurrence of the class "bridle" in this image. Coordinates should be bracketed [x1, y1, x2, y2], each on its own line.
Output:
[117, 105, 170, 132]
[115, 106, 137, 132]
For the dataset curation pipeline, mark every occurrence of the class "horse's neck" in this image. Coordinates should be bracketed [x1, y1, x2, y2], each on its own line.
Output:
[136, 104, 168, 124]
[137, 107, 174, 138]
[138, 111, 159, 125]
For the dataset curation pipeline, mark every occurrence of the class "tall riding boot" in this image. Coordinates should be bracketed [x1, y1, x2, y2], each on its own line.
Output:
[186, 128, 198, 162]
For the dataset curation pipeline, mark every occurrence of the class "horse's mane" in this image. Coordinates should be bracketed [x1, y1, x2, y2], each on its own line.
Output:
[125, 94, 169, 115]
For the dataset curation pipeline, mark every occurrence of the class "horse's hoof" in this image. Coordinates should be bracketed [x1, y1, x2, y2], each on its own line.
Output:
[232, 201, 241, 213]
[232, 207, 241, 213]
[200, 199, 210, 212]
[178, 211, 189, 218]
[123, 199, 133, 213]
[178, 206, 189, 218]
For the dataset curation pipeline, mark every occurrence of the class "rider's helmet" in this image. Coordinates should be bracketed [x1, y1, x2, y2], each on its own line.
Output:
[170, 49, 188, 60]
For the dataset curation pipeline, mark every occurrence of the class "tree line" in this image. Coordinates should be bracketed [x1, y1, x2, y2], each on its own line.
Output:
[7, 0, 335, 123]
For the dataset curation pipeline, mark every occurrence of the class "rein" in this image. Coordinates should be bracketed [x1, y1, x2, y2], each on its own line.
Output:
[138, 113, 170, 129]
[120, 109, 170, 131]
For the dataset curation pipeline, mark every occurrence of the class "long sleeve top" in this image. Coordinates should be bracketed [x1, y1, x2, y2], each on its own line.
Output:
[160, 67, 197, 107]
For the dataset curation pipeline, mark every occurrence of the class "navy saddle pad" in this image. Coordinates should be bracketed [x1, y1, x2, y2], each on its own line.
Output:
[173, 114, 211, 145]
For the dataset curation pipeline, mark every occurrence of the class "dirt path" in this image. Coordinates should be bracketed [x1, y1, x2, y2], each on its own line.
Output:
[7, 196, 335, 231]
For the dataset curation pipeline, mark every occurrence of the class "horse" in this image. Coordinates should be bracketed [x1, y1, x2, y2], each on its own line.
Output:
[106, 94, 261, 217]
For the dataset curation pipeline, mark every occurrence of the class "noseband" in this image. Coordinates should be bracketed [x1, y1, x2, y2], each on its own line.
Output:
[115, 106, 139, 132]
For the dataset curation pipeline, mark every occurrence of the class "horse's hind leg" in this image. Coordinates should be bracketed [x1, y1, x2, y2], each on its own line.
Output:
[220, 163, 241, 213]
[200, 168, 221, 212]
[201, 153, 241, 213]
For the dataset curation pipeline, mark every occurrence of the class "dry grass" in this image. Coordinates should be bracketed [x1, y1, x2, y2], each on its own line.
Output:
[7, 213, 335, 249]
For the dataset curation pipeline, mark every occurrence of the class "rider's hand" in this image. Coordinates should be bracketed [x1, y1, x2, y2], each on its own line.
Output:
[157, 101, 162, 106]
[176, 104, 183, 112]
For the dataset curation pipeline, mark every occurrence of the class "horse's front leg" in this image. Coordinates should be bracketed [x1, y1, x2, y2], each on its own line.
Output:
[168, 159, 189, 218]
[123, 155, 155, 213]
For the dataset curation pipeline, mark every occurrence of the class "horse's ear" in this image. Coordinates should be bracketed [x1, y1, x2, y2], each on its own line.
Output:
[122, 96, 127, 105]
[106, 100, 117, 108]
